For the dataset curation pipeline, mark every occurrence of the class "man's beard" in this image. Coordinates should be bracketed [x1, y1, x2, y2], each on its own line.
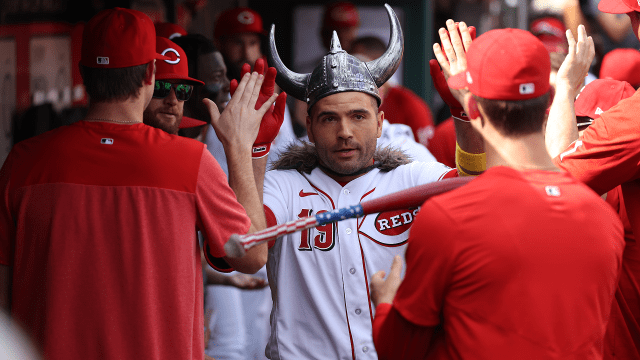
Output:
[143, 110, 180, 135]
[316, 139, 377, 176]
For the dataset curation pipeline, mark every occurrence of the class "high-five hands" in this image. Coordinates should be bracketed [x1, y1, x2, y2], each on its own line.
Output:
[433, 20, 475, 108]
[204, 63, 279, 154]
[556, 24, 595, 99]
[430, 22, 476, 122]
[230, 58, 287, 158]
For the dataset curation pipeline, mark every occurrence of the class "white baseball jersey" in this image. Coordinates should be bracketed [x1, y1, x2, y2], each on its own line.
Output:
[263, 162, 453, 359]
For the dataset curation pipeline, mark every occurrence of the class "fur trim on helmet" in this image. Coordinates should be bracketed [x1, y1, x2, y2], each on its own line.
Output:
[270, 141, 410, 174]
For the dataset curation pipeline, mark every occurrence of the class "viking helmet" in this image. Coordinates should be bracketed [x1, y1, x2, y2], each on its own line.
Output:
[268, 3, 404, 111]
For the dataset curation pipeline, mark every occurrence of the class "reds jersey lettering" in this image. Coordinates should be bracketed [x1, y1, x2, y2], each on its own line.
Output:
[263, 160, 452, 360]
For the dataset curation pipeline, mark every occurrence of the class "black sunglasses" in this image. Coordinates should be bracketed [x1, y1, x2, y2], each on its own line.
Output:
[153, 80, 194, 101]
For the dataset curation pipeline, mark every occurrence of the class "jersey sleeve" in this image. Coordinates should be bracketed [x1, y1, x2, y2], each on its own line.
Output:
[195, 149, 251, 258]
[393, 198, 457, 327]
[0, 151, 15, 266]
[554, 103, 640, 195]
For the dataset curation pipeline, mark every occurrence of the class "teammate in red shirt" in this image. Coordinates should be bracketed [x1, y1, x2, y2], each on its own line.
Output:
[0, 8, 276, 360]
[370, 22, 624, 359]
[550, 1, 640, 357]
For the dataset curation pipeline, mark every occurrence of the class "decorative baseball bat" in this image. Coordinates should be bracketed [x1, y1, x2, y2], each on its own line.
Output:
[224, 176, 473, 258]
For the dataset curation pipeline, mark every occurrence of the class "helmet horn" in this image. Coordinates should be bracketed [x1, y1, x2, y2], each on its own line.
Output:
[365, 4, 404, 88]
[267, 24, 309, 102]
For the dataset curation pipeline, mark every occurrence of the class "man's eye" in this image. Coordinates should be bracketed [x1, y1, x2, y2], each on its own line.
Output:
[354, 114, 365, 120]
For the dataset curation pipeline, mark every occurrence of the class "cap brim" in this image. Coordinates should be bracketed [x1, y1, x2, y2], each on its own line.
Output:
[155, 73, 205, 86]
[598, 0, 635, 14]
[179, 116, 207, 129]
[448, 72, 469, 90]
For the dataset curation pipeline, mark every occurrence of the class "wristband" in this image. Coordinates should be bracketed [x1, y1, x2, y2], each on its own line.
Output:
[252, 143, 271, 159]
[455, 142, 486, 176]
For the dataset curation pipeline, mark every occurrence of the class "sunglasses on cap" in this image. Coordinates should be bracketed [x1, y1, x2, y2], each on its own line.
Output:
[153, 80, 194, 101]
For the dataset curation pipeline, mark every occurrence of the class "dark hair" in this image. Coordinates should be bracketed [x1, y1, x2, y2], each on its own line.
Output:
[172, 34, 218, 81]
[80, 64, 148, 102]
[474, 92, 550, 137]
[350, 36, 386, 58]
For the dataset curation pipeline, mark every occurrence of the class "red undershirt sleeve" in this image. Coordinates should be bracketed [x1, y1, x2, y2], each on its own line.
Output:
[373, 303, 434, 360]
[264, 205, 278, 248]
[441, 168, 458, 179]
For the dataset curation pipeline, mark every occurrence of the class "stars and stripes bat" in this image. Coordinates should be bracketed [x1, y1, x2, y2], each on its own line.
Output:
[223, 176, 473, 258]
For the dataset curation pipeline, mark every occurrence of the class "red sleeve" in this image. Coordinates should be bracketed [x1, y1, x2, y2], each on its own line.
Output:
[373, 303, 434, 360]
[440, 168, 458, 179]
[0, 151, 14, 266]
[264, 205, 277, 248]
[394, 199, 457, 326]
[554, 97, 640, 195]
[195, 149, 251, 258]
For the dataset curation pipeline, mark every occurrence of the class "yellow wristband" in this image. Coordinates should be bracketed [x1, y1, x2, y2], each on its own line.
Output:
[455, 142, 486, 176]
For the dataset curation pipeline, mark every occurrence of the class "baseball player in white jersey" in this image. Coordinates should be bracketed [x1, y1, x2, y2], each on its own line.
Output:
[260, 5, 484, 359]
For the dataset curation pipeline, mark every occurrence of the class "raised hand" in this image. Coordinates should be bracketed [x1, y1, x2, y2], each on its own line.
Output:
[230, 58, 287, 158]
[433, 20, 475, 106]
[430, 23, 476, 122]
[205, 70, 278, 154]
[556, 24, 595, 99]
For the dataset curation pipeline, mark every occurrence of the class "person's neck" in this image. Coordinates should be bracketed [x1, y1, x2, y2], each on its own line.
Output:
[484, 131, 559, 172]
[84, 97, 145, 124]
[318, 159, 376, 186]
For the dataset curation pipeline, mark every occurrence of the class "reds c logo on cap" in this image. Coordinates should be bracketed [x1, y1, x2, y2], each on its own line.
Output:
[161, 48, 180, 65]
[237, 11, 255, 25]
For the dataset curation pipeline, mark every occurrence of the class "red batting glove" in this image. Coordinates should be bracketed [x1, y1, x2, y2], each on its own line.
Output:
[230, 58, 287, 158]
[430, 24, 476, 122]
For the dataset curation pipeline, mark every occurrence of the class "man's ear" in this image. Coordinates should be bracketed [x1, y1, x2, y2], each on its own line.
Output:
[465, 93, 485, 130]
[144, 60, 155, 86]
[466, 95, 481, 120]
[377, 111, 384, 138]
[306, 115, 314, 143]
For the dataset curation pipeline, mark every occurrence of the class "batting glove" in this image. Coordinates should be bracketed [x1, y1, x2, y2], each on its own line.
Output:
[230, 58, 287, 158]
[430, 24, 476, 122]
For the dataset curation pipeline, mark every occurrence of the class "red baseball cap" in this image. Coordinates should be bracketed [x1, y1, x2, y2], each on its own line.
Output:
[598, 0, 640, 13]
[322, 1, 360, 30]
[155, 37, 204, 86]
[575, 79, 635, 119]
[155, 22, 188, 40]
[179, 116, 207, 129]
[213, 7, 266, 40]
[81, 8, 169, 68]
[600, 48, 640, 87]
[449, 28, 551, 100]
